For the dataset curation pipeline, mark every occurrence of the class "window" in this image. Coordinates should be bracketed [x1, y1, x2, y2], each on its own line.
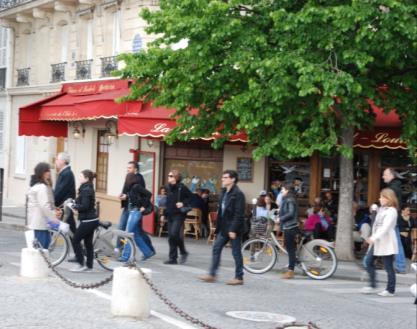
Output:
[96, 130, 110, 192]
[0, 111, 3, 151]
[112, 11, 121, 56]
[0, 27, 7, 89]
[86, 20, 93, 59]
[15, 136, 26, 175]
[60, 24, 69, 63]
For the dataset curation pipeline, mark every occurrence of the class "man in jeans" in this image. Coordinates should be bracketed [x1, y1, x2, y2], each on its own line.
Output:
[199, 170, 246, 285]
[382, 167, 407, 274]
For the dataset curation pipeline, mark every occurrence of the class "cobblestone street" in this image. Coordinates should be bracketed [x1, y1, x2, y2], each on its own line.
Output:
[1, 227, 416, 329]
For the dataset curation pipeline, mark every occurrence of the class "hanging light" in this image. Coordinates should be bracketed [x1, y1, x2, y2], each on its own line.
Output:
[72, 121, 85, 139]
[105, 120, 118, 145]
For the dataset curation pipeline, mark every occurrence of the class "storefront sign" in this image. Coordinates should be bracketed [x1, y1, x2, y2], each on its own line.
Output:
[354, 128, 407, 149]
[62, 79, 128, 95]
[150, 123, 172, 134]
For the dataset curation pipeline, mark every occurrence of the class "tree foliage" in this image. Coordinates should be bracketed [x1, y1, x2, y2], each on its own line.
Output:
[119, 0, 417, 160]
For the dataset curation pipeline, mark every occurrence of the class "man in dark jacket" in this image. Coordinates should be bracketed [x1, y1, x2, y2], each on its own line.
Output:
[382, 167, 406, 273]
[54, 153, 76, 223]
[54, 152, 77, 261]
[199, 170, 246, 285]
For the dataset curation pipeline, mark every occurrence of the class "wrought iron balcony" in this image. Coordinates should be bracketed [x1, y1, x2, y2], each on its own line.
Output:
[101, 56, 117, 78]
[76, 59, 93, 80]
[16, 67, 30, 86]
[0, 0, 32, 11]
[51, 62, 66, 83]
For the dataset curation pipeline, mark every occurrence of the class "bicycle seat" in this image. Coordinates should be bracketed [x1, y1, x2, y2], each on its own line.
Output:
[99, 221, 112, 229]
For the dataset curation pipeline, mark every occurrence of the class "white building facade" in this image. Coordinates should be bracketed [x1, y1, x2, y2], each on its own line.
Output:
[0, 0, 266, 232]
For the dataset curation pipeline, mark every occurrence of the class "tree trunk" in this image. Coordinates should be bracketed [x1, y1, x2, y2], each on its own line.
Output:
[335, 126, 355, 261]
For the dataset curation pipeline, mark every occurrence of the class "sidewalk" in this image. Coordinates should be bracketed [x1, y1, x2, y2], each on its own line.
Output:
[2, 204, 416, 286]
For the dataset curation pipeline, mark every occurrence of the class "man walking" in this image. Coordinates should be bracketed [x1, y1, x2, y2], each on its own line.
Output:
[54, 152, 76, 259]
[199, 170, 246, 285]
[117, 161, 154, 253]
[382, 167, 407, 273]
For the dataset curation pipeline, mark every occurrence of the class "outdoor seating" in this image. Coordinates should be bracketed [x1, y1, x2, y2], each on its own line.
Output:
[184, 208, 202, 239]
[157, 207, 168, 237]
[207, 212, 217, 244]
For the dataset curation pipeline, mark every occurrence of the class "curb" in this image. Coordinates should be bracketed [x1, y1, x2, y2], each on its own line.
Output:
[0, 222, 26, 232]
[2, 213, 26, 220]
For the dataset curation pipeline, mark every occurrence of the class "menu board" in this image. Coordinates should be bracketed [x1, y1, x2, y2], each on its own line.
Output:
[237, 157, 253, 182]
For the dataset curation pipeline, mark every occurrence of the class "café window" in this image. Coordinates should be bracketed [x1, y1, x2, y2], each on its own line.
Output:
[164, 142, 223, 195]
[354, 152, 369, 205]
[96, 130, 110, 192]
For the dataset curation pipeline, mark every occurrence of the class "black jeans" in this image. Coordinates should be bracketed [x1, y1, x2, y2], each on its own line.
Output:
[364, 246, 396, 293]
[209, 232, 243, 280]
[168, 216, 187, 261]
[284, 227, 298, 271]
[73, 220, 99, 268]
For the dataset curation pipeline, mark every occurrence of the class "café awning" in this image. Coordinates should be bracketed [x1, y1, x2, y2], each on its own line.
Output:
[118, 102, 247, 142]
[19, 79, 137, 137]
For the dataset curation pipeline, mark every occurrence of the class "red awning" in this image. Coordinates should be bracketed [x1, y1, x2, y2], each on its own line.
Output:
[19, 79, 139, 137]
[368, 100, 401, 127]
[118, 102, 247, 142]
[19, 93, 68, 137]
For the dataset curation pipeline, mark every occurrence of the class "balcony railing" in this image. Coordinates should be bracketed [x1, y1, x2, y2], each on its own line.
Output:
[0, 0, 33, 11]
[16, 67, 30, 86]
[76, 60, 93, 80]
[101, 56, 117, 78]
[51, 62, 66, 83]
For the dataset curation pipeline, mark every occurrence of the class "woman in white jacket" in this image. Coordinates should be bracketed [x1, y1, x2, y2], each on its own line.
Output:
[362, 188, 399, 297]
[27, 162, 60, 249]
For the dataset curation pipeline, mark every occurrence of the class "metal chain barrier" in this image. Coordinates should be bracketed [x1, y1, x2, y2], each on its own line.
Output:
[34, 241, 113, 289]
[126, 262, 219, 329]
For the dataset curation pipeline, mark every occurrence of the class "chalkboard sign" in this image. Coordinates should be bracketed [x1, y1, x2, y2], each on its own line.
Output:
[237, 157, 253, 182]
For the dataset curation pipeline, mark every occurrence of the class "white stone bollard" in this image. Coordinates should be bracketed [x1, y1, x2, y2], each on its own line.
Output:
[111, 267, 152, 319]
[20, 248, 49, 278]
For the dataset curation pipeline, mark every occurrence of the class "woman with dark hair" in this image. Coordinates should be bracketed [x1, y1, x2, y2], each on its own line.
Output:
[164, 169, 193, 264]
[70, 170, 99, 272]
[27, 162, 60, 248]
[277, 182, 299, 279]
[119, 173, 155, 262]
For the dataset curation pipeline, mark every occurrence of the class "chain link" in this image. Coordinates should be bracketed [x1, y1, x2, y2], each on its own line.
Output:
[34, 241, 319, 329]
[35, 242, 113, 289]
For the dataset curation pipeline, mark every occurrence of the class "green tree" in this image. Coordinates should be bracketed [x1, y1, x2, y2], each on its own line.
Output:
[119, 0, 417, 260]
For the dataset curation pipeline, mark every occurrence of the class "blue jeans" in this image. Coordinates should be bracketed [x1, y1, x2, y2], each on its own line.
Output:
[394, 227, 407, 272]
[116, 208, 129, 248]
[364, 246, 396, 293]
[34, 230, 51, 249]
[209, 232, 243, 280]
[121, 209, 153, 260]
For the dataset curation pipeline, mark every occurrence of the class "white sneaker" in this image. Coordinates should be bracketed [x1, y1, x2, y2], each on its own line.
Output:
[70, 265, 88, 272]
[360, 286, 378, 294]
[377, 290, 395, 297]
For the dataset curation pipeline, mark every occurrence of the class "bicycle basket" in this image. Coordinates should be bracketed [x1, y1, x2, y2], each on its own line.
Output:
[250, 217, 268, 236]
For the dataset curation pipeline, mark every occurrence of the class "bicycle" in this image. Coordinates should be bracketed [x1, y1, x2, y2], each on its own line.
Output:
[48, 220, 137, 271]
[242, 217, 338, 280]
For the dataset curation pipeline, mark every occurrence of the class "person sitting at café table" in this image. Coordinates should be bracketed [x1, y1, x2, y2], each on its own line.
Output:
[398, 205, 415, 259]
[304, 204, 332, 240]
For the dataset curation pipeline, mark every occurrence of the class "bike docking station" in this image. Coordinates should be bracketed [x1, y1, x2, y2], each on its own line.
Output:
[111, 266, 152, 319]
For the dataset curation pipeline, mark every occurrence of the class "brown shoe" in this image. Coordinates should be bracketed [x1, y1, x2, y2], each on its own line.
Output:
[198, 274, 216, 283]
[226, 278, 244, 285]
[281, 270, 294, 279]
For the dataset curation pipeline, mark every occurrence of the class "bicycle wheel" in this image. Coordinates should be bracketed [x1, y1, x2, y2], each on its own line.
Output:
[48, 230, 69, 267]
[95, 230, 136, 271]
[299, 240, 338, 280]
[242, 238, 277, 274]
